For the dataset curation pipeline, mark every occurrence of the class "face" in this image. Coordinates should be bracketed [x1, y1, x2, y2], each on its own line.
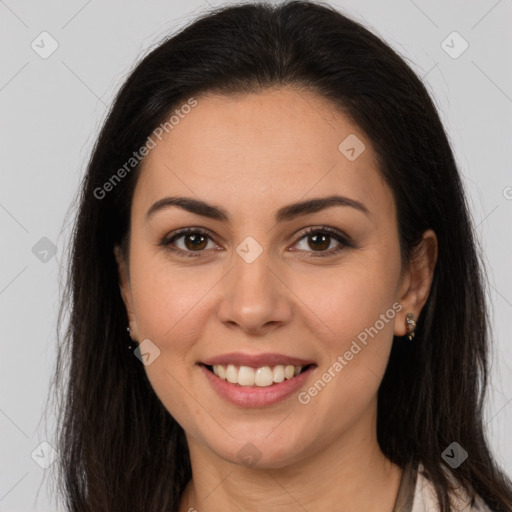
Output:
[115, 87, 436, 469]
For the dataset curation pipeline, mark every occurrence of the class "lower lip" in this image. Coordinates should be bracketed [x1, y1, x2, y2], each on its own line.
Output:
[199, 364, 317, 408]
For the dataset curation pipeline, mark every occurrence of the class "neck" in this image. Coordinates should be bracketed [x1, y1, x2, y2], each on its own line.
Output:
[178, 410, 403, 512]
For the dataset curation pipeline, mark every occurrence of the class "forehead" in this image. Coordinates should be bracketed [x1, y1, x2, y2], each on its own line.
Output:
[133, 87, 392, 223]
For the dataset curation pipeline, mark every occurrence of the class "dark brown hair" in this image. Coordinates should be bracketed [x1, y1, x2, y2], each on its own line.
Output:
[48, 1, 512, 510]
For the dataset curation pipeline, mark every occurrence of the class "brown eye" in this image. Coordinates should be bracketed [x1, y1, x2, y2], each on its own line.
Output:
[182, 232, 208, 251]
[305, 233, 331, 251]
[160, 228, 217, 257]
[160, 226, 353, 259]
[291, 226, 352, 257]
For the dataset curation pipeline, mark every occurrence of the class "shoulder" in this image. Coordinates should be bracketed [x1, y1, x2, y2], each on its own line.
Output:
[411, 463, 494, 512]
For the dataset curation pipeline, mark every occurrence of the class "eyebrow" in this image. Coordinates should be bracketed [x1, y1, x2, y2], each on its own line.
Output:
[145, 194, 370, 223]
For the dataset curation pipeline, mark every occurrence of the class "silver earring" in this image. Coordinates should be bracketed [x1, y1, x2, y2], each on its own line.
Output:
[405, 313, 417, 341]
[127, 326, 131, 336]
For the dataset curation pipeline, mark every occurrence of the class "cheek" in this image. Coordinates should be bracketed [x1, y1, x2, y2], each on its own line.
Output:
[290, 261, 401, 422]
[288, 253, 402, 403]
[293, 254, 400, 337]
[127, 252, 214, 422]
[129, 247, 223, 357]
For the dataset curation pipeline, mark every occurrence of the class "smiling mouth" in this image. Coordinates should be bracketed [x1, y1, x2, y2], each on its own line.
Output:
[202, 363, 316, 387]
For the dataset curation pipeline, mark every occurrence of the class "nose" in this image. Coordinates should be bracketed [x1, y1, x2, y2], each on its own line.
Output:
[216, 246, 293, 335]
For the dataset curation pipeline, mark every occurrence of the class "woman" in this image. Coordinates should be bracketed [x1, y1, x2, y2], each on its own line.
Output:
[50, 1, 512, 511]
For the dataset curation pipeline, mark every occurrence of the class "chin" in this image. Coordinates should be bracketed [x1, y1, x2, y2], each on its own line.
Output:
[211, 435, 308, 470]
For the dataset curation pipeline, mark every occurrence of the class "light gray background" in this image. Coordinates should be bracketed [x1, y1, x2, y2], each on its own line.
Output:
[1, 0, 511, 510]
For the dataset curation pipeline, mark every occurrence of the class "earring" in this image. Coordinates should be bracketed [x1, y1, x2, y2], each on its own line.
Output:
[127, 325, 131, 336]
[405, 313, 416, 341]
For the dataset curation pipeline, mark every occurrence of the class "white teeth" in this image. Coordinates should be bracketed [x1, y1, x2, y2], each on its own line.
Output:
[272, 365, 285, 383]
[255, 366, 273, 387]
[284, 365, 295, 379]
[226, 364, 238, 384]
[211, 364, 305, 387]
[238, 366, 255, 386]
[217, 364, 226, 380]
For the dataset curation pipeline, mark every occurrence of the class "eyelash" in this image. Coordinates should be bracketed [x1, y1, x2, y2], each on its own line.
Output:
[159, 226, 354, 259]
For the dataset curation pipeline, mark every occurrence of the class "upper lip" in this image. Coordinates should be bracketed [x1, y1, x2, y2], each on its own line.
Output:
[201, 352, 315, 368]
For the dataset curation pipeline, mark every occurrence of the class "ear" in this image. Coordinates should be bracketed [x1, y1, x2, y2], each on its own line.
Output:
[114, 245, 139, 342]
[394, 229, 438, 337]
